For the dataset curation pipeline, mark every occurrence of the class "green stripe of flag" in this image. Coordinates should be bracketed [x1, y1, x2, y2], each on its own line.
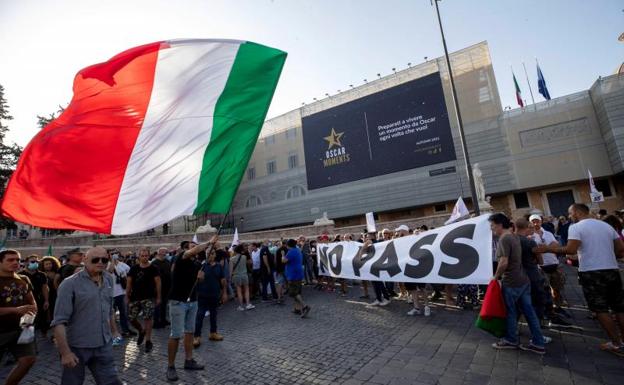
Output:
[194, 42, 287, 214]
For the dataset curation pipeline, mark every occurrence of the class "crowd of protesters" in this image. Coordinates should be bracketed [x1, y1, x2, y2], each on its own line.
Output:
[1, 203, 623, 384]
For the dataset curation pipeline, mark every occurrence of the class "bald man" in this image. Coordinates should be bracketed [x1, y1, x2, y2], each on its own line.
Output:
[52, 247, 122, 384]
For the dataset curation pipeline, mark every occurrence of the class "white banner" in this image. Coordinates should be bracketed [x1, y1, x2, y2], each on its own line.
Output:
[317, 214, 493, 284]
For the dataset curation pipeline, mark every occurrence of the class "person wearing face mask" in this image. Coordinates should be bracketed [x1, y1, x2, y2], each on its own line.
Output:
[21, 254, 50, 337]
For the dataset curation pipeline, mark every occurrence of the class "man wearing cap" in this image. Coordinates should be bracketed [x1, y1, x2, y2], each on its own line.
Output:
[54, 248, 84, 290]
[52, 247, 122, 384]
[529, 214, 567, 310]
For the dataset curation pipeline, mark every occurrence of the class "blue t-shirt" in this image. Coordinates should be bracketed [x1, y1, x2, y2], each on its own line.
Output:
[285, 247, 304, 281]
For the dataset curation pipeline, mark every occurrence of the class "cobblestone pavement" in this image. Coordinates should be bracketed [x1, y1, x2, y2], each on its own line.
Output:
[2, 266, 624, 384]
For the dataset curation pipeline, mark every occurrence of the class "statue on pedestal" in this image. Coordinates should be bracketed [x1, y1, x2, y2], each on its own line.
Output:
[313, 212, 334, 226]
[472, 163, 492, 212]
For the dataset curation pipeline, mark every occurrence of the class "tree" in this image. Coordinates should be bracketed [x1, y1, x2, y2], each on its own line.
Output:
[0, 84, 23, 230]
[36, 105, 64, 129]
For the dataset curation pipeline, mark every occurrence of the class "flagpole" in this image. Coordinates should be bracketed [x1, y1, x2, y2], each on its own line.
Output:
[522, 62, 536, 105]
[432, 0, 480, 215]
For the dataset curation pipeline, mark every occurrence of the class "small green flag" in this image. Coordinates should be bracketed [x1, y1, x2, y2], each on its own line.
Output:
[47, 244, 53, 256]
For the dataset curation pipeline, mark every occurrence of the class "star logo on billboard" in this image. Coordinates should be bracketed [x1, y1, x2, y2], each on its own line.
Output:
[324, 128, 344, 149]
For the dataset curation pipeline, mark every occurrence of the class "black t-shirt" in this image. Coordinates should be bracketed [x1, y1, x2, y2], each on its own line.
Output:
[151, 258, 171, 289]
[0, 274, 33, 332]
[169, 257, 201, 302]
[518, 235, 539, 270]
[128, 264, 159, 301]
[58, 264, 79, 284]
[274, 246, 287, 273]
[21, 270, 47, 303]
[260, 246, 275, 271]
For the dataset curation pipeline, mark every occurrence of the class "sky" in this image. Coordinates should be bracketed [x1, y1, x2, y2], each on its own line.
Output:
[0, 0, 622, 147]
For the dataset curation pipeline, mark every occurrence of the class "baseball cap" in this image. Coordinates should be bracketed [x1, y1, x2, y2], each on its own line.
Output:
[394, 225, 410, 232]
[67, 247, 85, 255]
[528, 214, 542, 222]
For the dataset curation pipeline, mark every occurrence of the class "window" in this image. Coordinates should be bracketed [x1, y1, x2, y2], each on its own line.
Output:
[434, 204, 447, 213]
[288, 153, 299, 169]
[478, 86, 491, 103]
[266, 159, 276, 175]
[286, 186, 306, 199]
[245, 195, 262, 208]
[264, 134, 276, 146]
[247, 167, 255, 180]
[285, 127, 297, 140]
[513, 192, 530, 208]
[595, 179, 613, 197]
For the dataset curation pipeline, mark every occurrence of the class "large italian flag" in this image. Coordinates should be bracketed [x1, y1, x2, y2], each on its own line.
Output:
[1, 39, 286, 234]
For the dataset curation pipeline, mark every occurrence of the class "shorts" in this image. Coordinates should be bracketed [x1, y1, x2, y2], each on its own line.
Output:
[169, 300, 198, 339]
[404, 282, 427, 291]
[578, 269, 624, 313]
[0, 330, 36, 361]
[232, 274, 249, 287]
[288, 280, 303, 297]
[542, 265, 565, 291]
[274, 272, 285, 286]
[128, 299, 155, 321]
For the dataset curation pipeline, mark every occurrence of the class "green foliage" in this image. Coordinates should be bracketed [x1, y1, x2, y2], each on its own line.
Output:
[0, 84, 23, 230]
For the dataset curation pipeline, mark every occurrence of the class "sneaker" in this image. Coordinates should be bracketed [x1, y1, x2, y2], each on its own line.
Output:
[379, 299, 390, 306]
[112, 336, 123, 346]
[204, 310, 210, 317]
[209, 333, 224, 341]
[359, 294, 370, 299]
[237, 305, 245, 311]
[542, 336, 552, 344]
[519, 343, 545, 355]
[137, 331, 146, 346]
[145, 340, 153, 353]
[600, 342, 624, 357]
[492, 339, 519, 350]
[245, 303, 256, 310]
[369, 300, 381, 306]
[407, 308, 421, 316]
[184, 359, 204, 370]
[424, 306, 431, 317]
[407, 297, 413, 304]
[301, 305, 311, 318]
[166, 366, 178, 381]
[193, 336, 201, 348]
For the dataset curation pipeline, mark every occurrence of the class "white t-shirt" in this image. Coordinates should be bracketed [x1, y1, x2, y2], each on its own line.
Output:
[568, 218, 620, 272]
[530, 229, 559, 266]
[112, 262, 130, 297]
[251, 249, 262, 270]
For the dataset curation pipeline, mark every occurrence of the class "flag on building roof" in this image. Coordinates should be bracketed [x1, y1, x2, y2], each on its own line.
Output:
[1, 39, 287, 235]
[513, 72, 524, 107]
[537, 62, 551, 100]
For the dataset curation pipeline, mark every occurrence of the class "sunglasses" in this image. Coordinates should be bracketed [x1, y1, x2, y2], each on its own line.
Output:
[91, 257, 110, 264]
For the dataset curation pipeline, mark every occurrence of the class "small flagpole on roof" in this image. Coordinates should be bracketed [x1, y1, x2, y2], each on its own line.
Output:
[522, 62, 536, 106]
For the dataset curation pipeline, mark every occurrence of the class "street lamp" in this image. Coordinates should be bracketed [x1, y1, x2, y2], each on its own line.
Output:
[432, 0, 480, 215]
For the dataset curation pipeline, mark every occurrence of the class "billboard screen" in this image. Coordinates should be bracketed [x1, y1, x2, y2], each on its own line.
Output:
[302, 72, 456, 189]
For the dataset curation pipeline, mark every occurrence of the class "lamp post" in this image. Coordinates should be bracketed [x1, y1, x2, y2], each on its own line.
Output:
[432, 0, 480, 215]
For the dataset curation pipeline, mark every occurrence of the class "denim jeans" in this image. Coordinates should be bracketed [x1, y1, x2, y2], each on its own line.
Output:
[525, 267, 547, 320]
[195, 297, 218, 337]
[304, 256, 315, 283]
[502, 283, 545, 347]
[61, 344, 122, 385]
[169, 300, 198, 339]
[113, 295, 130, 334]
